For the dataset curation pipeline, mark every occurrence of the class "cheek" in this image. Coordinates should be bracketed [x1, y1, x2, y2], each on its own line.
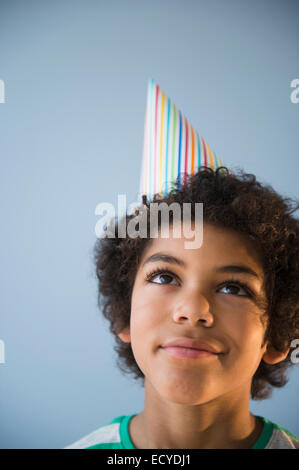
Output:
[131, 294, 165, 334]
[220, 307, 266, 365]
[130, 289, 166, 358]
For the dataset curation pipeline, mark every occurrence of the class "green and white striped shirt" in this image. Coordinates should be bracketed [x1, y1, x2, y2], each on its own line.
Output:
[65, 414, 299, 449]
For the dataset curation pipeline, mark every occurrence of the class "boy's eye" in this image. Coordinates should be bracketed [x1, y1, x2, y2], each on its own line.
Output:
[218, 282, 249, 297]
[147, 272, 179, 286]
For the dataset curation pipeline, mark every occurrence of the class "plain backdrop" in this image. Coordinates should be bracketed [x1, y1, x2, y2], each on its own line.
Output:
[0, 0, 298, 449]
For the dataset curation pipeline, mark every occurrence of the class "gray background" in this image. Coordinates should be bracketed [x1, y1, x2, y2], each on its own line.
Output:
[0, 0, 298, 448]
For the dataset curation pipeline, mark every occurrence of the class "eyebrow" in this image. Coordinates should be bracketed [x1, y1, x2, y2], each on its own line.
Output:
[142, 252, 262, 280]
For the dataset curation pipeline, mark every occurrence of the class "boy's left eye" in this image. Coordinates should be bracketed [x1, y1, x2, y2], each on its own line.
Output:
[218, 283, 249, 297]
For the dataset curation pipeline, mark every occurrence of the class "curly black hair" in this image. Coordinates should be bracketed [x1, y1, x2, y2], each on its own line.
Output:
[93, 166, 299, 400]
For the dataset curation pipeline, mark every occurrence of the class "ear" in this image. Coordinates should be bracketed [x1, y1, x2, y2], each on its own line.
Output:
[262, 344, 290, 365]
[117, 326, 131, 343]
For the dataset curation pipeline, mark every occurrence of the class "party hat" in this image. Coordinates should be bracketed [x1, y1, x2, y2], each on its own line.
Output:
[139, 79, 224, 203]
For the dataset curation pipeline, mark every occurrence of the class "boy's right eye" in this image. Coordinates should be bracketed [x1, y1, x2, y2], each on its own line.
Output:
[146, 270, 180, 286]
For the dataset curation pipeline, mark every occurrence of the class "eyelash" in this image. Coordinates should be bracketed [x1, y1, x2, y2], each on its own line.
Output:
[145, 266, 254, 298]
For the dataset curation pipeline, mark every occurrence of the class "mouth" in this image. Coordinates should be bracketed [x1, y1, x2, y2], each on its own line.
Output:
[160, 336, 223, 358]
[160, 346, 220, 359]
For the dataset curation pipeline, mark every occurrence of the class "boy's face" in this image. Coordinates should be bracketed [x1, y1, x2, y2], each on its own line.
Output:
[119, 222, 284, 405]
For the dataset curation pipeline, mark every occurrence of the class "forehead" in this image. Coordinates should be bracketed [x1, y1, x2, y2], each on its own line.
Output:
[140, 222, 264, 279]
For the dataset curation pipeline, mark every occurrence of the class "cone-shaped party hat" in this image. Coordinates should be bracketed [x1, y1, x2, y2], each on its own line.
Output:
[139, 79, 224, 203]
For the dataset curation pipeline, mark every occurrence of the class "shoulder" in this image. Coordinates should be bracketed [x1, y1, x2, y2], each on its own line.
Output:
[64, 415, 129, 449]
[255, 415, 299, 449]
[266, 423, 299, 449]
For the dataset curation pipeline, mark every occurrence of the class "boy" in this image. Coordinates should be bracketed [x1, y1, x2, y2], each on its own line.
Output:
[65, 167, 299, 449]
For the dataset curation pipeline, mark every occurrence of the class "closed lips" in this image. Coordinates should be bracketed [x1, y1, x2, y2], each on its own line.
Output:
[161, 337, 222, 354]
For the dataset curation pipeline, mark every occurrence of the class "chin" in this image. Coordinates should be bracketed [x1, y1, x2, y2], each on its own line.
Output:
[157, 382, 212, 406]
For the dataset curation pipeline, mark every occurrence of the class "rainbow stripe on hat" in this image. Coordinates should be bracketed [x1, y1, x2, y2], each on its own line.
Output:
[140, 79, 224, 203]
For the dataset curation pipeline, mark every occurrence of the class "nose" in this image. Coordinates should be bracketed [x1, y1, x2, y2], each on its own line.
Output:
[172, 290, 214, 327]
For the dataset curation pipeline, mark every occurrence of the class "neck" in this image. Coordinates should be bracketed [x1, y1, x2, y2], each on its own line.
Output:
[129, 379, 263, 449]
